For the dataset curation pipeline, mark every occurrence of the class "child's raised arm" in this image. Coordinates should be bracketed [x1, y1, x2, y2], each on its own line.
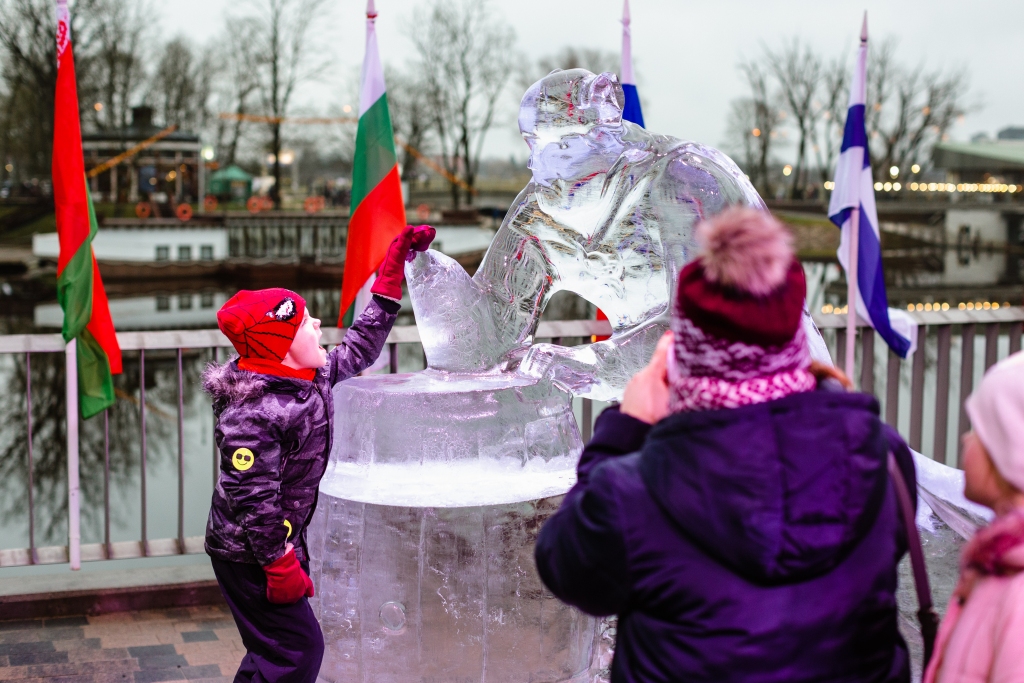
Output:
[327, 295, 400, 385]
[328, 225, 434, 385]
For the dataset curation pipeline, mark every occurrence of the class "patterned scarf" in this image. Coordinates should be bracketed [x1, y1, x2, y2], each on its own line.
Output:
[668, 315, 814, 413]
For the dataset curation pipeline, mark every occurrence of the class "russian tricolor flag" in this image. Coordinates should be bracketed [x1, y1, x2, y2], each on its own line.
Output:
[827, 15, 916, 359]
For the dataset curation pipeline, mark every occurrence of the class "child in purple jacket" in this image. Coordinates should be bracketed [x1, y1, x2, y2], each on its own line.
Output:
[203, 225, 433, 683]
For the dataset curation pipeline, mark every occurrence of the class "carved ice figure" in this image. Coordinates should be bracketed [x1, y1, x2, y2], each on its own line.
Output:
[407, 68, 829, 399]
[309, 69, 823, 683]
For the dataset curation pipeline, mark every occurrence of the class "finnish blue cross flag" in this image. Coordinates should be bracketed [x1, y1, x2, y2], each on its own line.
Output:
[620, 0, 644, 128]
[827, 18, 917, 358]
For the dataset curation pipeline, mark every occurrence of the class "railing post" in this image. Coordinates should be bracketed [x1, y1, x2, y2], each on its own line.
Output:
[984, 323, 999, 370]
[910, 329, 926, 452]
[140, 348, 147, 556]
[66, 338, 81, 570]
[836, 328, 847, 377]
[1011, 322, 1022, 354]
[957, 323, 976, 468]
[389, 342, 398, 374]
[933, 325, 952, 464]
[104, 408, 111, 559]
[213, 346, 220, 487]
[581, 398, 593, 443]
[26, 352, 36, 565]
[885, 350, 900, 429]
[860, 327, 875, 395]
[177, 348, 185, 553]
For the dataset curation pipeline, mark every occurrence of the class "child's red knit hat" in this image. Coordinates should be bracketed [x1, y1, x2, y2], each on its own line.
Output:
[217, 288, 306, 361]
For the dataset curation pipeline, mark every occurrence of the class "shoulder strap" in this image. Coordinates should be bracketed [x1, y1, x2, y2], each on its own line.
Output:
[887, 452, 941, 668]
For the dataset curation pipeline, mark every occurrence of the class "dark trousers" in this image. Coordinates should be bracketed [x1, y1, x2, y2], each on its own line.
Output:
[211, 557, 324, 683]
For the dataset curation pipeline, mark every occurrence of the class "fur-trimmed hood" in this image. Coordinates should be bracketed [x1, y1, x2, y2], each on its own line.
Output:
[202, 359, 267, 407]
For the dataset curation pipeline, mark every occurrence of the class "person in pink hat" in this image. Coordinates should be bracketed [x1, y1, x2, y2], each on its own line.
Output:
[924, 351, 1024, 683]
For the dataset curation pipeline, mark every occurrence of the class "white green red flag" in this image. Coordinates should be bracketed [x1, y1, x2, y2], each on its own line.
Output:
[339, 0, 406, 325]
[53, 0, 121, 418]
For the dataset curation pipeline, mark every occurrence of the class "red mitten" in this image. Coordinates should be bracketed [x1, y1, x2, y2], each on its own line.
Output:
[263, 547, 315, 604]
[370, 226, 415, 302]
[407, 225, 436, 261]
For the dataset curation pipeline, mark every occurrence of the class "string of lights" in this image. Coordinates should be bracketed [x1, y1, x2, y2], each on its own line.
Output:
[820, 301, 1012, 315]
[821, 180, 1019, 194]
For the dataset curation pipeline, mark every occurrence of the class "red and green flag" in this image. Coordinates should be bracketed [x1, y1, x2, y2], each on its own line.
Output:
[339, 0, 406, 326]
[53, 0, 121, 419]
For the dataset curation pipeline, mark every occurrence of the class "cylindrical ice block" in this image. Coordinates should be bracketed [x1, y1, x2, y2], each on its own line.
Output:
[307, 371, 597, 683]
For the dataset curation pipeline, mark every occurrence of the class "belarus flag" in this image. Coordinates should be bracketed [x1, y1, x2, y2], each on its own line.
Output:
[53, 0, 122, 418]
[339, 0, 406, 326]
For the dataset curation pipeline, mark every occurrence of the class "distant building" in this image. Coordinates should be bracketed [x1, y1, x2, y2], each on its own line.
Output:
[932, 132, 1024, 186]
[83, 106, 204, 206]
[33, 225, 227, 263]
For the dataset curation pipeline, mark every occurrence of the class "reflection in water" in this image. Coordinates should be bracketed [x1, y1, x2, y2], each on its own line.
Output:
[0, 350, 208, 549]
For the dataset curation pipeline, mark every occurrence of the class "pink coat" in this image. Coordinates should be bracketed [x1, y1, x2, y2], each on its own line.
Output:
[924, 545, 1024, 683]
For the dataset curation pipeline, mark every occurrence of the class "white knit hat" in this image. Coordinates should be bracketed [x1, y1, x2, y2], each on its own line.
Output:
[965, 351, 1024, 491]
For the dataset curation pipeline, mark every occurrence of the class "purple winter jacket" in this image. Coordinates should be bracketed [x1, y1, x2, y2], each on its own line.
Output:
[535, 385, 916, 683]
[202, 297, 398, 567]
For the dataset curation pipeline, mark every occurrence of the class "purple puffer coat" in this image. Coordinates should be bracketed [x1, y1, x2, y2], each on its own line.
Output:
[535, 384, 916, 683]
[202, 297, 398, 567]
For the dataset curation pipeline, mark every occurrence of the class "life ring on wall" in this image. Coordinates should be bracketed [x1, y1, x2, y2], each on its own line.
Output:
[416, 203, 431, 221]
[175, 203, 193, 222]
[203, 195, 218, 212]
[246, 196, 262, 214]
[304, 196, 326, 214]
[135, 202, 152, 219]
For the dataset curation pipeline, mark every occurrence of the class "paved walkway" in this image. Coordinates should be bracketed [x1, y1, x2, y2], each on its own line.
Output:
[0, 604, 244, 682]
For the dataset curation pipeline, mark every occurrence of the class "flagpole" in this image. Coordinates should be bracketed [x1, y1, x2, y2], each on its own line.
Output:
[65, 337, 81, 570]
[845, 208, 859, 378]
[845, 12, 868, 380]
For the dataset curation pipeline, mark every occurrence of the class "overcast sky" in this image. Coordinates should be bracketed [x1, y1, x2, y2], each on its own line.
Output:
[162, 0, 1024, 162]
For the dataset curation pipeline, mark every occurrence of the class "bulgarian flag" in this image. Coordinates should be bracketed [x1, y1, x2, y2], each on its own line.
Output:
[53, 0, 121, 419]
[339, 0, 406, 325]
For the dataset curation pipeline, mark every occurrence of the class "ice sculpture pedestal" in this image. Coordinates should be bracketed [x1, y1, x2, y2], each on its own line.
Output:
[308, 371, 597, 683]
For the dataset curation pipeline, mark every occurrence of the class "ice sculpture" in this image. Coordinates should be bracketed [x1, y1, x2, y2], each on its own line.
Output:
[407, 69, 782, 400]
[307, 69, 816, 683]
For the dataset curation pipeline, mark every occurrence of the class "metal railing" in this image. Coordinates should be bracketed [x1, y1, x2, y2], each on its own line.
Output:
[0, 319, 609, 569]
[815, 306, 1024, 466]
[1, 309, 1021, 570]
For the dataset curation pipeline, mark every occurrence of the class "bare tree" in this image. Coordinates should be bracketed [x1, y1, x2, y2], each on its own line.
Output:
[737, 61, 782, 197]
[149, 37, 215, 132]
[0, 0, 103, 179]
[864, 37, 898, 161]
[386, 66, 432, 182]
[520, 47, 621, 92]
[765, 39, 822, 199]
[408, 0, 516, 208]
[724, 99, 759, 178]
[871, 68, 969, 183]
[241, 0, 329, 208]
[211, 21, 261, 167]
[812, 55, 849, 187]
[88, 0, 150, 132]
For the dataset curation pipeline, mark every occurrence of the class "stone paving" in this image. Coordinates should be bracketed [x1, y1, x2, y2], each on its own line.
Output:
[0, 605, 244, 683]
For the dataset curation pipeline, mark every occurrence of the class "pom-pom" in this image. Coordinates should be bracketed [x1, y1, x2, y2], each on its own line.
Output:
[695, 208, 794, 297]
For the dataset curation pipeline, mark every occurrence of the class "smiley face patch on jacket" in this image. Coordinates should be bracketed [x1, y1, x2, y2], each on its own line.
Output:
[232, 448, 255, 471]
